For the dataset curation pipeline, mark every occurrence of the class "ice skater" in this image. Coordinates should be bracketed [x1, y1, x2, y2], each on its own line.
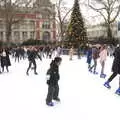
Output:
[86, 45, 92, 70]
[69, 46, 74, 60]
[99, 45, 108, 78]
[26, 47, 42, 75]
[104, 44, 120, 95]
[89, 46, 99, 74]
[1, 48, 11, 72]
[46, 57, 62, 106]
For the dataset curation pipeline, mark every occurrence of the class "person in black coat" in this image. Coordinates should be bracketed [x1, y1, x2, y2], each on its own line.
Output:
[104, 45, 120, 95]
[1, 48, 11, 72]
[26, 47, 42, 75]
[46, 57, 62, 106]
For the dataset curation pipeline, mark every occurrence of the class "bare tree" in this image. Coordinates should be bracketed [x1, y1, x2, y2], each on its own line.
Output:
[88, 0, 120, 41]
[55, 0, 73, 41]
[0, 0, 33, 45]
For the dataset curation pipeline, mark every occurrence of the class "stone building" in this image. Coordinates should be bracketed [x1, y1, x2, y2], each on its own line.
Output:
[0, 0, 56, 43]
[87, 22, 120, 41]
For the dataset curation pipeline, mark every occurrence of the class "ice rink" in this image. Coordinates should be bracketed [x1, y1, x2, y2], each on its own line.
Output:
[0, 55, 120, 120]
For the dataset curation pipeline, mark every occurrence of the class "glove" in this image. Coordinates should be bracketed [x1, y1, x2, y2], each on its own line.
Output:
[46, 75, 50, 80]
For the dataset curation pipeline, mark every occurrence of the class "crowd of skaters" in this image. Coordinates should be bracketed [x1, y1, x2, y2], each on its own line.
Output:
[0, 44, 120, 106]
[0, 45, 63, 74]
[86, 44, 120, 95]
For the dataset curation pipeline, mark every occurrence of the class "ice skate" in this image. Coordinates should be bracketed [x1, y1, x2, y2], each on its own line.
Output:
[104, 81, 111, 89]
[100, 74, 106, 78]
[115, 88, 120, 95]
[34, 72, 38, 75]
[46, 102, 54, 106]
[93, 71, 98, 74]
[88, 69, 92, 73]
[53, 97, 60, 102]
[26, 72, 29, 76]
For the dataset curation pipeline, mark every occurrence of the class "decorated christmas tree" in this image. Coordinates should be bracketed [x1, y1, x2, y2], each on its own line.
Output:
[66, 0, 87, 46]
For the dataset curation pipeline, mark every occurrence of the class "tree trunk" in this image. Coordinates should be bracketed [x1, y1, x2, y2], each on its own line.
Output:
[6, 23, 12, 47]
[107, 24, 112, 41]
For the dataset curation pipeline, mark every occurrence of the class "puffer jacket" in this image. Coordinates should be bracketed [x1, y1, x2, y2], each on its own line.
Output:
[47, 60, 60, 86]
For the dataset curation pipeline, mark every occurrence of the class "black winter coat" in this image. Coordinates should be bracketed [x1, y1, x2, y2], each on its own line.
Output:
[47, 61, 60, 86]
[1, 50, 11, 67]
[112, 47, 120, 74]
[27, 50, 42, 61]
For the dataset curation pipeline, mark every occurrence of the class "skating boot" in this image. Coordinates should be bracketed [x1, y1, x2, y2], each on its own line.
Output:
[93, 71, 98, 74]
[46, 102, 54, 106]
[34, 72, 38, 75]
[100, 74, 106, 78]
[104, 81, 111, 89]
[53, 97, 60, 102]
[88, 69, 92, 73]
[115, 88, 120, 95]
[26, 72, 29, 76]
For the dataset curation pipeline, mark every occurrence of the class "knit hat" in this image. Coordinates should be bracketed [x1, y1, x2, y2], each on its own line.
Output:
[54, 57, 62, 63]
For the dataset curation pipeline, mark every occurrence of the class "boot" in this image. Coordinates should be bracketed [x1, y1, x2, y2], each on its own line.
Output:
[53, 97, 60, 102]
[34, 72, 38, 75]
[93, 71, 98, 74]
[100, 73, 106, 78]
[46, 102, 54, 106]
[104, 81, 111, 89]
[26, 72, 29, 76]
[115, 88, 120, 95]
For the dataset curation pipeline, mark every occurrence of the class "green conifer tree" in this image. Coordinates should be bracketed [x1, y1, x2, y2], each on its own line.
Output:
[66, 0, 87, 46]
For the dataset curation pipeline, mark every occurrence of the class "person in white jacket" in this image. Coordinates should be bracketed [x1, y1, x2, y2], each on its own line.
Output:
[99, 45, 108, 78]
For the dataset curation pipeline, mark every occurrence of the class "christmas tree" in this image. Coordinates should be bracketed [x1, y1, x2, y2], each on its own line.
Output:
[66, 0, 87, 46]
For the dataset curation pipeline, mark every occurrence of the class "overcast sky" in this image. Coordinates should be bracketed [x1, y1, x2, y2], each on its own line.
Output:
[50, 0, 103, 25]
[50, 0, 120, 25]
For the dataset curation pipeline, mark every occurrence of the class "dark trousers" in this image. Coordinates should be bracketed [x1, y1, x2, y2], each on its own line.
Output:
[46, 84, 59, 103]
[15, 56, 20, 62]
[100, 61, 105, 74]
[27, 60, 37, 74]
[89, 59, 97, 72]
[2, 66, 9, 72]
[108, 72, 118, 83]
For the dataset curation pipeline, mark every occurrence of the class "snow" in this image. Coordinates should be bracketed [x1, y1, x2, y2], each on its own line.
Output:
[0, 55, 120, 120]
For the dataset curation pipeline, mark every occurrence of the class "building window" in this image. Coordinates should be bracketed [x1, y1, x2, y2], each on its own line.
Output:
[30, 31, 35, 39]
[13, 23, 19, 29]
[0, 21, 4, 29]
[29, 21, 35, 29]
[42, 21, 50, 29]
[14, 31, 20, 40]
[21, 21, 28, 29]
[22, 32, 27, 40]
[0, 32, 3, 40]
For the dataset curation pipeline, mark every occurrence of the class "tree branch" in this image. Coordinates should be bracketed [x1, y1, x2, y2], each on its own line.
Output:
[110, 5, 120, 23]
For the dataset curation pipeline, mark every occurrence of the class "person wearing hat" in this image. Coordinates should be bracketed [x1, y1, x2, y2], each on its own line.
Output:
[46, 57, 62, 106]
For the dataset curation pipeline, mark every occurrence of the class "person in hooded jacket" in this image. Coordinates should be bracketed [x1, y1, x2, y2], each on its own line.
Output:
[46, 57, 62, 106]
[104, 44, 120, 95]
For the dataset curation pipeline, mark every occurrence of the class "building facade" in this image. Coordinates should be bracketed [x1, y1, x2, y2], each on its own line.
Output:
[87, 22, 120, 40]
[0, 0, 56, 43]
